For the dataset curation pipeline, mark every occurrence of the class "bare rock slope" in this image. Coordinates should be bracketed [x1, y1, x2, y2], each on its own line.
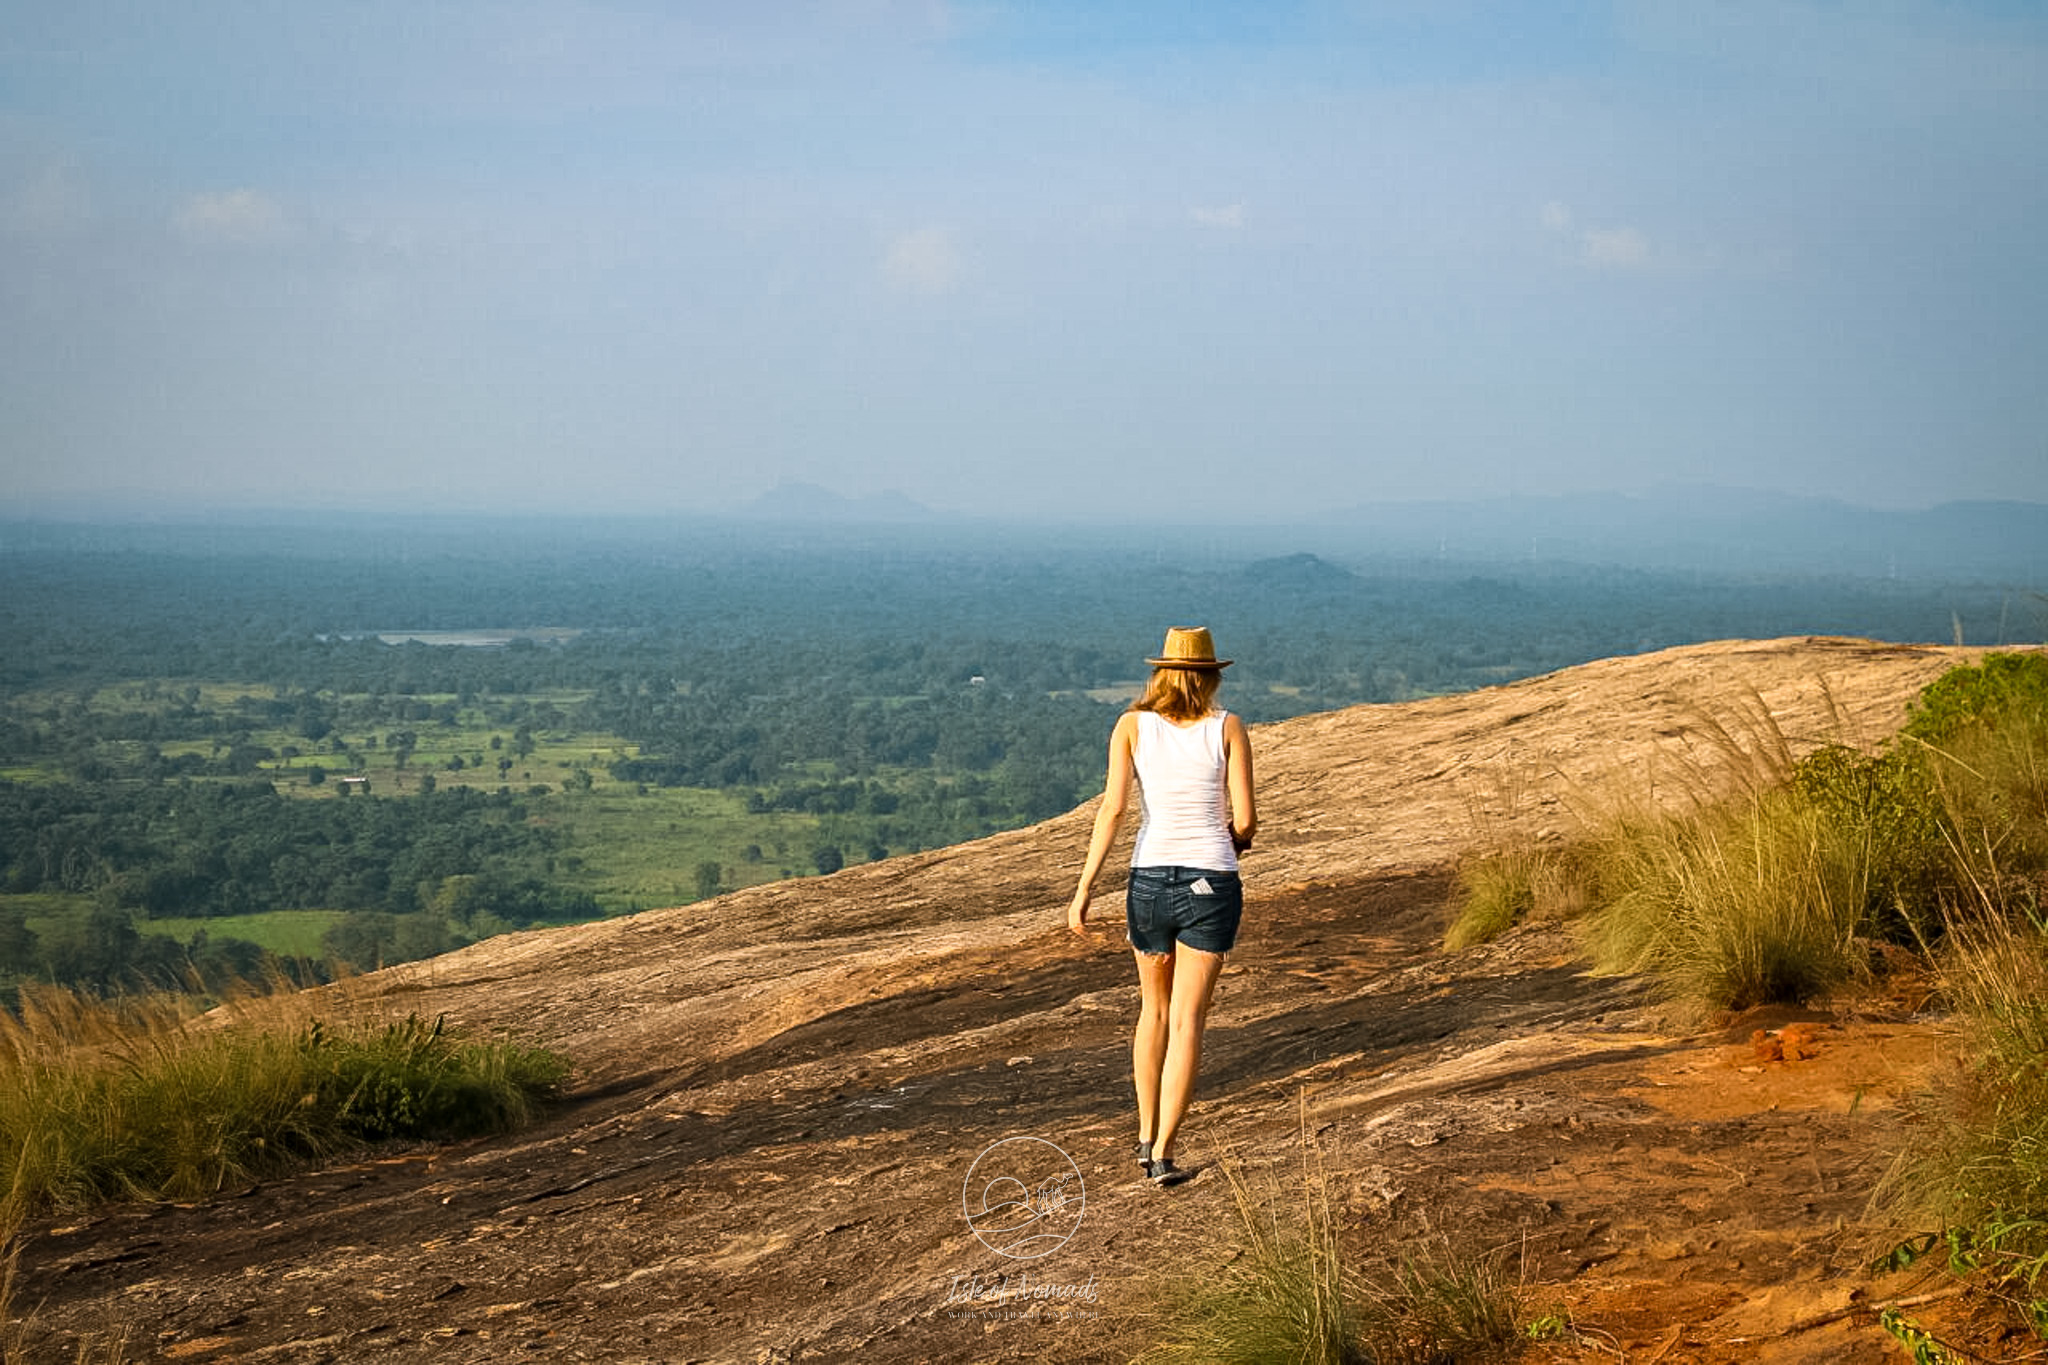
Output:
[22, 638, 2001, 1363]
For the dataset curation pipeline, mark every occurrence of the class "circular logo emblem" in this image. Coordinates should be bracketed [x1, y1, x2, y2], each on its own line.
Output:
[962, 1136, 1086, 1260]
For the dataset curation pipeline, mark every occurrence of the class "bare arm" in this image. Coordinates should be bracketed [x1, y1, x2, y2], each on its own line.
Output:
[1225, 711, 1256, 852]
[1068, 713, 1137, 935]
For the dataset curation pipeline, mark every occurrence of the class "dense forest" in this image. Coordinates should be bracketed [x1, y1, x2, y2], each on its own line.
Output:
[2, 514, 2041, 996]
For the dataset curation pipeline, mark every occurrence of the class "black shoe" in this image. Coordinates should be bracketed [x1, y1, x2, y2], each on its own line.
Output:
[1146, 1157, 1191, 1187]
[1134, 1140, 1153, 1173]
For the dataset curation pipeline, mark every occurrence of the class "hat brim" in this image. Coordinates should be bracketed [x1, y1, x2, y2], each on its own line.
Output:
[1146, 657, 1232, 670]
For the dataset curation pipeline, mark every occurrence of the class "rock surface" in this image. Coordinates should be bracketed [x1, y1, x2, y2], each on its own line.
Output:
[13, 637, 2017, 1362]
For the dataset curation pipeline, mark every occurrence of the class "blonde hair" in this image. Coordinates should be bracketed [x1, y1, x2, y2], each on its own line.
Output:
[1131, 667, 1222, 724]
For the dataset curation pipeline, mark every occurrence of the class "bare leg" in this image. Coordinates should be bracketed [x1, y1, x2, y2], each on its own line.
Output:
[1151, 946, 1226, 1162]
[1131, 949, 1175, 1146]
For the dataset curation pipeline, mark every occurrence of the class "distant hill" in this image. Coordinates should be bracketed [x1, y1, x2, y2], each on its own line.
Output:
[1322, 488, 2048, 580]
[735, 482, 936, 523]
[1241, 552, 1358, 591]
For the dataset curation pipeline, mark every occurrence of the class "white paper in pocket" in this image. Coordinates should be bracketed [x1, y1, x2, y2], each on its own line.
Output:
[1191, 878, 1213, 896]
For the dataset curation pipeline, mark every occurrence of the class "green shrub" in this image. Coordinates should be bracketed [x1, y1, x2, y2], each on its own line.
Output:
[1905, 652, 2048, 746]
[1919, 708, 2048, 913]
[1791, 742, 1946, 944]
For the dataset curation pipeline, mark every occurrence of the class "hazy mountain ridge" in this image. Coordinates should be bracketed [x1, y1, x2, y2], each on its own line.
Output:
[731, 482, 939, 523]
[7, 487, 2042, 581]
[1324, 488, 2048, 579]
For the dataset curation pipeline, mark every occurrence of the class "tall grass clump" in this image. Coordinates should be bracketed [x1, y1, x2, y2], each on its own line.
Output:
[1873, 910, 2048, 1325]
[1446, 690, 1807, 957]
[1575, 653, 2048, 1011]
[1444, 845, 1594, 952]
[1920, 729, 2048, 922]
[0, 983, 569, 1213]
[1869, 656, 2048, 1325]
[1348, 1234, 1519, 1365]
[1906, 651, 2048, 919]
[1444, 853, 1534, 953]
[1137, 1157, 1363, 1365]
[1581, 788, 1871, 1010]
[1135, 1130, 1518, 1365]
[1566, 689, 1881, 1010]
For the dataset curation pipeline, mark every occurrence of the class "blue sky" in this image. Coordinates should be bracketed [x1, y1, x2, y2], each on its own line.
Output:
[2, 1, 2044, 519]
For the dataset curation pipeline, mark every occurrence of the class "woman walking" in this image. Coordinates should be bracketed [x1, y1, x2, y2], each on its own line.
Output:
[1068, 627, 1256, 1186]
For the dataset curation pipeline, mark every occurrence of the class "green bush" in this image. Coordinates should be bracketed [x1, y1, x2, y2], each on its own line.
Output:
[1791, 742, 1946, 944]
[1905, 652, 2048, 746]
[1870, 688, 2048, 1337]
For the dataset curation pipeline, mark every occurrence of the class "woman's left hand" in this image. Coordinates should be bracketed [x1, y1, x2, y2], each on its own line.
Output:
[1067, 891, 1094, 937]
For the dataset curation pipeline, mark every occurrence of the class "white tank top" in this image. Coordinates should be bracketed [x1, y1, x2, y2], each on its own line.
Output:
[1131, 710, 1238, 871]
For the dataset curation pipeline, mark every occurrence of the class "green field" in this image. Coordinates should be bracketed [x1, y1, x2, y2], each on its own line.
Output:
[139, 910, 351, 959]
[3, 896, 343, 964]
[541, 785, 828, 907]
[1, 680, 867, 950]
[7, 892, 93, 941]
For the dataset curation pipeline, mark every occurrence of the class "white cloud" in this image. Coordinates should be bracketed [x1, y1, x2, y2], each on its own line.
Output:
[1543, 206, 1719, 274]
[882, 225, 962, 294]
[1538, 199, 1667, 271]
[1190, 202, 1245, 230]
[172, 189, 290, 246]
[1581, 226, 1652, 270]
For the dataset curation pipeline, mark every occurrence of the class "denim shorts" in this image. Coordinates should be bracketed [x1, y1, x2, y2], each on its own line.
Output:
[1126, 866, 1244, 955]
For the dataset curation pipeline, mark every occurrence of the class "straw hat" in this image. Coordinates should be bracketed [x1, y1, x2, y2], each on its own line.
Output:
[1146, 626, 1232, 671]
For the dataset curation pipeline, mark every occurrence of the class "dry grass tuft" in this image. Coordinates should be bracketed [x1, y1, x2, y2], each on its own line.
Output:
[1134, 1110, 1518, 1365]
[0, 979, 568, 1360]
